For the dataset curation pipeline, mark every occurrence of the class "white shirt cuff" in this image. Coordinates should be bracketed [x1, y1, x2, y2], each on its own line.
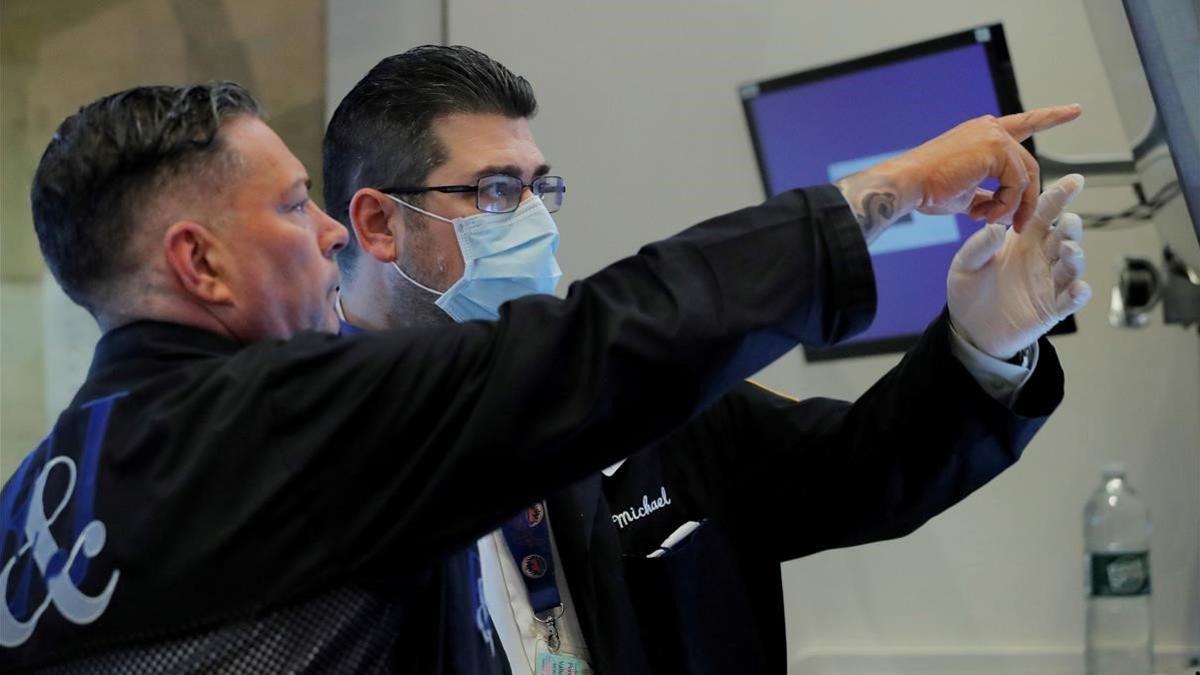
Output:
[948, 321, 1038, 407]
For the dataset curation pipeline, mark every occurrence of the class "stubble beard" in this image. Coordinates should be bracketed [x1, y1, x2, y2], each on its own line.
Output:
[388, 215, 456, 329]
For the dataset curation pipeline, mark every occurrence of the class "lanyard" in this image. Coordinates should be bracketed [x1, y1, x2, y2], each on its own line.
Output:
[500, 502, 564, 650]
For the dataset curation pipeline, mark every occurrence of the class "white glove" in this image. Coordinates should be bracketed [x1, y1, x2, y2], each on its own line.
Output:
[947, 174, 1091, 359]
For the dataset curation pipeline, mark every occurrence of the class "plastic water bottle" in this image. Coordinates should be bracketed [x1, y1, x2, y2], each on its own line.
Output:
[1084, 463, 1153, 675]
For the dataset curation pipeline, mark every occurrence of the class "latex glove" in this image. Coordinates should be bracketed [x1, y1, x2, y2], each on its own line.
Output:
[947, 174, 1091, 359]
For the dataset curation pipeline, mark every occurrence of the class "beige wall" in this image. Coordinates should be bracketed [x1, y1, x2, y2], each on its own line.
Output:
[0, 0, 326, 477]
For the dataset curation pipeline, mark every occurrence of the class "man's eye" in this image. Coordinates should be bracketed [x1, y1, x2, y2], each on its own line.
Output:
[290, 199, 309, 213]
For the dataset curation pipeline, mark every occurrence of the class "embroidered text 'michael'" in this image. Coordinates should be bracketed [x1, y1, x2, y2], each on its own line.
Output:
[611, 487, 672, 529]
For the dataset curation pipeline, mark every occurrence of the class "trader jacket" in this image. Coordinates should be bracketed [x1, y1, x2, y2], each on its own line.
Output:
[543, 306, 1062, 674]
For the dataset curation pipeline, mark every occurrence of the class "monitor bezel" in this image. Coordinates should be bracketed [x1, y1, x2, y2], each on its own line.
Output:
[1121, 0, 1200, 232]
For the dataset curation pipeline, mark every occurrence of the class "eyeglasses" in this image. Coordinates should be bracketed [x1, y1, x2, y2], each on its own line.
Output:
[383, 174, 566, 214]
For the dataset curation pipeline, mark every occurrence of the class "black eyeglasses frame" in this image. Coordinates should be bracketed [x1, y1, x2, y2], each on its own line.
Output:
[381, 174, 565, 214]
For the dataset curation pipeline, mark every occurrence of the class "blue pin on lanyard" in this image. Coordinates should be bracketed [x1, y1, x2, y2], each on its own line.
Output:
[500, 502, 564, 651]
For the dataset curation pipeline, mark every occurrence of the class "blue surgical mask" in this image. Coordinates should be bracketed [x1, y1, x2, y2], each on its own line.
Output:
[387, 195, 563, 322]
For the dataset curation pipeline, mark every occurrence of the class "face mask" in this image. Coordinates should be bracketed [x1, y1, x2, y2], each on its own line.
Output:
[387, 195, 563, 322]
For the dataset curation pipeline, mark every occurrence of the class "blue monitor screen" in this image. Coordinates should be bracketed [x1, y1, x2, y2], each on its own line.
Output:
[740, 25, 1066, 360]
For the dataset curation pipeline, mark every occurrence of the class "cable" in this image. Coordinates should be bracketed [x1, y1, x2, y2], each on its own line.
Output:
[1078, 179, 1182, 230]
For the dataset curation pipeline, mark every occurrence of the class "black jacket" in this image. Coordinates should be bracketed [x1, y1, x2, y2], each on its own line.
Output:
[0, 185, 1062, 673]
[545, 307, 1062, 674]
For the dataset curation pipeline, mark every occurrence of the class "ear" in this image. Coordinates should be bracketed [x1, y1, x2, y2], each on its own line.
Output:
[348, 188, 403, 263]
[163, 221, 233, 305]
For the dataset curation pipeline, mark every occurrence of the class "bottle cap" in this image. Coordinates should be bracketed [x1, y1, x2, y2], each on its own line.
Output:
[1101, 462, 1127, 479]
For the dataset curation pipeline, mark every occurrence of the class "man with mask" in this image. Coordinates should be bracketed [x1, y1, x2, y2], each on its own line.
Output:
[324, 46, 1090, 674]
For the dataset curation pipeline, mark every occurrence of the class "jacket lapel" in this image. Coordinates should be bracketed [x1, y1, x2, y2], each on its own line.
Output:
[547, 475, 654, 674]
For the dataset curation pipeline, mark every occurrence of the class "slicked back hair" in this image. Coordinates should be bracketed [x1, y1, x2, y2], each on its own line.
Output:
[31, 82, 263, 312]
[322, 45, 537, 278]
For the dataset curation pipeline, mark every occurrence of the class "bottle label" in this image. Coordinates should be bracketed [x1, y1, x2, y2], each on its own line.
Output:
[1089, 552, 1151, 597]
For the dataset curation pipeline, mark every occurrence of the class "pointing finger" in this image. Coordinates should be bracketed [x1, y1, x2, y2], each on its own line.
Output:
[998, 104, 1083, 142]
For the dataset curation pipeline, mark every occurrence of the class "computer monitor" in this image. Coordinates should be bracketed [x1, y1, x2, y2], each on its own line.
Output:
[1083, 0, 1200, 266]
[740, 24, 1074, 361]
[1071, 0, 1200, 331]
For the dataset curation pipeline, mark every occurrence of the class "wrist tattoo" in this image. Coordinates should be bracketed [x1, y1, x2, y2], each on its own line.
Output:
[835, 173, 903, 244]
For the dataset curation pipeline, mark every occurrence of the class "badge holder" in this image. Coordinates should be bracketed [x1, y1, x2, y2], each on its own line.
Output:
[503, 504, 593, 675]
[534, 606, 591, 675]
[534, 603, 565, 652]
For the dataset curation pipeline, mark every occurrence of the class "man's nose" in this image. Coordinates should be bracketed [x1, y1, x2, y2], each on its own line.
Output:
[519, 185, 538, 207]
[317, 206, 349, 257]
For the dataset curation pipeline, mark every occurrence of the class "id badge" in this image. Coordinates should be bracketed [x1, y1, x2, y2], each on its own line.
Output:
[535, 640, 592, 675]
